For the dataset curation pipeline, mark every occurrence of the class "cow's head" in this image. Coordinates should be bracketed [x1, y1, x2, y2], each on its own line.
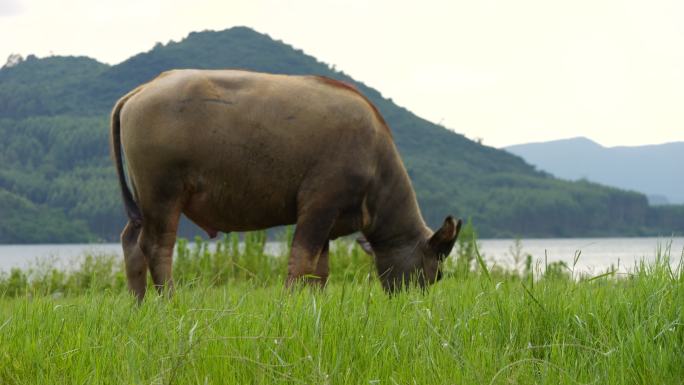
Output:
[358, 216, 462, 293]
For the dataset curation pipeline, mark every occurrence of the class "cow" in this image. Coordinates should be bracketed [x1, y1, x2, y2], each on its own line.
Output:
[110, 69, 462, 300]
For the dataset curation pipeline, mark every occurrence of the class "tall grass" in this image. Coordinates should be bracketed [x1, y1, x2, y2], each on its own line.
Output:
[0, 232, 682, 384]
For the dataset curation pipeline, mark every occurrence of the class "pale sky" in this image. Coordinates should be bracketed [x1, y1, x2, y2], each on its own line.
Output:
[1, 0, 683, 147]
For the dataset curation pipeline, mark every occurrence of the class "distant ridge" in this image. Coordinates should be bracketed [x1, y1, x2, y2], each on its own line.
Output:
[505, 137, 684, 204]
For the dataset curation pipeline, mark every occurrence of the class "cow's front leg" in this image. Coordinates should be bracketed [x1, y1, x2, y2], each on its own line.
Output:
[286, 210, 336, 287]
[312, 242, 330, 288]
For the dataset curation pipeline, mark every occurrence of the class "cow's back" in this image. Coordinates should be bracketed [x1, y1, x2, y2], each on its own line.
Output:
[119, 70, 388, 231]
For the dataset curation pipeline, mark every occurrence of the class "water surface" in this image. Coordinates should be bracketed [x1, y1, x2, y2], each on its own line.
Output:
[0, 237, 682, 275]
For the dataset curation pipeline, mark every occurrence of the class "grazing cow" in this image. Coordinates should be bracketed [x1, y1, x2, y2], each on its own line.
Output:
[110, 69, 462, 300]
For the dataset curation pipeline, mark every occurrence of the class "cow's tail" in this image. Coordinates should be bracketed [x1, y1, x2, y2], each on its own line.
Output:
[110, 89, 143, 227]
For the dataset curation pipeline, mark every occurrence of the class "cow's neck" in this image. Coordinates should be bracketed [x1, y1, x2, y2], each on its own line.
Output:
[363, 145, 430, 258]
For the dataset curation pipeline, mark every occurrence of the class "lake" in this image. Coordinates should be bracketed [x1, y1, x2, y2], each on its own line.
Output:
[0, 237, 682, 275]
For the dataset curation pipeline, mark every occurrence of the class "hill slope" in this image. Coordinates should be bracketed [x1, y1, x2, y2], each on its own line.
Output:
[506, 137, 684, 205]
[1, 27, 682, 242]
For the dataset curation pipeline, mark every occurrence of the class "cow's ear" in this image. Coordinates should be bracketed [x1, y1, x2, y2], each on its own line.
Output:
[356, 236, 374, 256]
[428, 216, 462, 260]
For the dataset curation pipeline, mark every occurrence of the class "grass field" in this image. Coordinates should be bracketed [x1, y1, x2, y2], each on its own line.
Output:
[0, 232, 682, 384]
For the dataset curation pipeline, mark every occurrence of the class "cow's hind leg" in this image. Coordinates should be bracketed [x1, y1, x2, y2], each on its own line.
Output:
[287, 209, 336, 287]
[138, 202, 182, 297]
[121, 220, 147, 301]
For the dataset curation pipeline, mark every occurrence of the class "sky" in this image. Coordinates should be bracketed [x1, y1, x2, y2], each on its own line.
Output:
[1, 0, 683, 148]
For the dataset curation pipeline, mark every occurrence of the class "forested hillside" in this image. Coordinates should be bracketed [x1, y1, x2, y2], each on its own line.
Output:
[1, 27, 682, 243]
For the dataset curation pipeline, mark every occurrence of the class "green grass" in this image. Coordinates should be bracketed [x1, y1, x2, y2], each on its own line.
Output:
[0, 233, 683, 384]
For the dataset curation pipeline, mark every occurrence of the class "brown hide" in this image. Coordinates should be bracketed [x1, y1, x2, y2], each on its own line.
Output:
[111, 69, 461, 299]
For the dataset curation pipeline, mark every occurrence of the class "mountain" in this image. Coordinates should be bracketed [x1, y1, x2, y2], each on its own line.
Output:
[1, 27, 683, 243]
[505, 137, 684, 205]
